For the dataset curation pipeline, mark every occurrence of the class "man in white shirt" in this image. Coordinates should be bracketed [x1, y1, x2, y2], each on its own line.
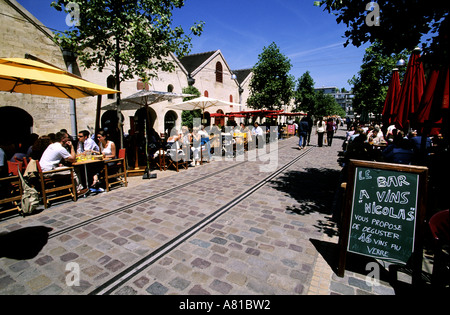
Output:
[39, 131, 88, 196]
[251, 122, 264, 148]
[77, 130, 99, 153]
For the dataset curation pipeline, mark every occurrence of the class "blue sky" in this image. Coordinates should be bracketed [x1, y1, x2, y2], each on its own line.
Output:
[16, 0, 371, 90]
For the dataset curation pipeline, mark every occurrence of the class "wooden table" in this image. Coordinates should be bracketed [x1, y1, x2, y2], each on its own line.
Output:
[72, 158, 105, 188]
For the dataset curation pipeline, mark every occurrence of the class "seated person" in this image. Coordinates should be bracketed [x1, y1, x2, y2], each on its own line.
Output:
[0, 145, 7, 178]
[408, 130, 431, 153]
[10, 141, 28, 163]
[368, 125, 385, 145]
[91, 130, 116, 189]
[191, 127, 202, 166]
[77, 130, 99, 154]
[39, 131, 88, 196]
[382, 131, 415, 165]
[29, 136, 52, 160]
[344, 132, 375, 165]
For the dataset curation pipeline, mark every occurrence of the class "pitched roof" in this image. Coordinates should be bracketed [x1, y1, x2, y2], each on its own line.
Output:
[231, 69, 252, 85]
[178, 51, 217, 75]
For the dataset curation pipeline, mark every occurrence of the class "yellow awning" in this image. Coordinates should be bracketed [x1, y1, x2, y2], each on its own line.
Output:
[0, 58, 120, 99]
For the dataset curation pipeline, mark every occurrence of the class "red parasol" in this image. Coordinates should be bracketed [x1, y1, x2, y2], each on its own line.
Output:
[227, 110, 284, 117]
[382, 68, 401, 126]
[210, 113, 227, 117]
[393, 48, 426, 131]
[414, 66, 449, 136]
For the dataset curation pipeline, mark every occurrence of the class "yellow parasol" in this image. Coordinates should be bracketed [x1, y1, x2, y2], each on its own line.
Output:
[0, 57, 119, 99]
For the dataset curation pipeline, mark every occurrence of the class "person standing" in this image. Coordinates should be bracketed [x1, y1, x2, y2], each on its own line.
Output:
[251, 122, 264, 148]
[316, 118, 326, 147]
[305, 114, 313, 146]
[297, 117, 309, 150]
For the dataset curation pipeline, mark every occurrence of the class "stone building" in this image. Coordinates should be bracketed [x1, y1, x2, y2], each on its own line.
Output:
[0, 0, 252, 147]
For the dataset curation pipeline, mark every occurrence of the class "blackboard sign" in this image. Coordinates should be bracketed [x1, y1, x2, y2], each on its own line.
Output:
[338, 160, 428, 278]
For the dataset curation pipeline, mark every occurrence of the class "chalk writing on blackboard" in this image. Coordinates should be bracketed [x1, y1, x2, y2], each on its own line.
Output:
[347, 167, 420, 264]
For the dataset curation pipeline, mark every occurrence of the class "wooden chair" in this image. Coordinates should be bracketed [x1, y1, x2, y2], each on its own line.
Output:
[103, 148, 128, 192]
[0, 175, 22, 215]
[166, 147, 189, 172]
[7, 160, 23, 176]
[154, 147, 166, 171]
[14, 156, 29, 171]
[36, 160, 77, 209]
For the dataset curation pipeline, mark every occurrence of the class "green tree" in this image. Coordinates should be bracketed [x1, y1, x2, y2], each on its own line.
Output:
[294, 71, 317, 115]
[349, 42, 408, 118]
[247, 42, 295, 110]
[315, 90, 346, 117]
[181, 85, 201, 129]
[51, 0, 204, 144]
[51, 0, 204, 83]
[315, 0, 449, 65]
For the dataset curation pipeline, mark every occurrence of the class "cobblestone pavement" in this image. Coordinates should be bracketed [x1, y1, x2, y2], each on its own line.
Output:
[0, 129, 400, 295]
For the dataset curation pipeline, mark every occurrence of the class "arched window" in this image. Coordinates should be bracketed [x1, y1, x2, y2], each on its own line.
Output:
[167, 84, 174, 92]
[107, 75, 116, 99]
[204, 90, 209, 97]
[229, 95, 233, 103]
[215, 62, 223, 83]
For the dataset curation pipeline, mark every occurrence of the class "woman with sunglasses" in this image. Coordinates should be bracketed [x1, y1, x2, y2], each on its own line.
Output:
[91, 130, 116, 190]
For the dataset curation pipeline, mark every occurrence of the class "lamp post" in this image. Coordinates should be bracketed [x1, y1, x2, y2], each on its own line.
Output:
[62, 49, 78, 139]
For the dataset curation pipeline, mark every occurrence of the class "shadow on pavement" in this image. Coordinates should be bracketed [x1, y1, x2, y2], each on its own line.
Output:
[310, 238, 441, 294]
[269, 167, 341, 237]
[0, 226, 53, 260]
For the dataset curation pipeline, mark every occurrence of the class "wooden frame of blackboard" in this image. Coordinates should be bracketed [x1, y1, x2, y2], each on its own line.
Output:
[338, 160, 428, 286]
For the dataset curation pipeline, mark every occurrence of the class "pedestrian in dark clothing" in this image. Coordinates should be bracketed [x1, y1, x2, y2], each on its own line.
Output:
[298, 118, 309, 149]
[326, 118, 335, 146]
[305, 115, 313, 145]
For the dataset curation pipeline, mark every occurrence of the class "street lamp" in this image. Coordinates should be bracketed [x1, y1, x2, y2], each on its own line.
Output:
[62, 49, 78, 139]
[396, 59, 406, 67]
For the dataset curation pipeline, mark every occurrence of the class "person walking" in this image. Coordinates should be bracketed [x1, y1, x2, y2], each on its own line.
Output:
[316, 118, 326, 147]
[297, 117, 309, 150]
[326, 118, 335, 146]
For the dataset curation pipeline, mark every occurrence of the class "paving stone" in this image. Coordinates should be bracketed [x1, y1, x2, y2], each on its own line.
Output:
[169, 277, 191, 290]
[146, 281, 168, 295]
[104, 259, 125, 272]
[60, 252, 79, 262]
[210, 237, 227, 245]
[209, 279, 233, 294]
[0, 275, 15, 290]
[190, 239, 211, 248]
[9, 261, 30, 272]
[115, 286, 137, 295]
[188, 284, 211, 295]
[191, 258, 211, 269]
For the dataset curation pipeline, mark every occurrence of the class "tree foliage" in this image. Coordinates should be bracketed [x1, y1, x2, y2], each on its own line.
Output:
[247, 42, 295, 110]
[51, 0, 204, 83]
[349, 42, 408, 117]
[181, 85, 201, 128]
[293, 71, 317, 115]
[315, 90, 346, 117]
[315, 0, 449, 65]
